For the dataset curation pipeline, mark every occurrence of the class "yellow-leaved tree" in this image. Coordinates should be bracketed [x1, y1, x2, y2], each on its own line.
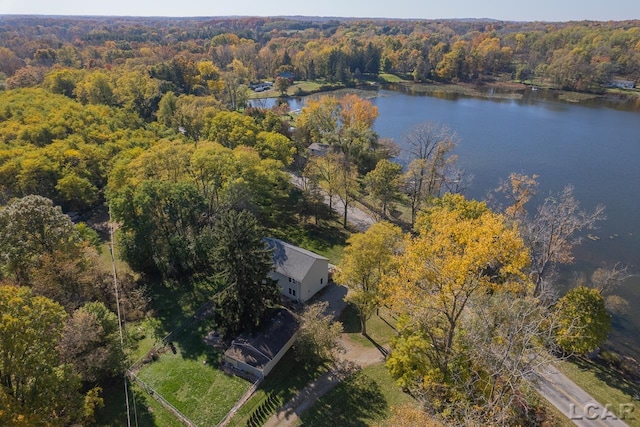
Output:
[382, 194, 536, 423]
[334, 221, 403, 336]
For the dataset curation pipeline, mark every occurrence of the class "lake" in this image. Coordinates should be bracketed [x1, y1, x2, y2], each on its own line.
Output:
[257, 88, 640, 358]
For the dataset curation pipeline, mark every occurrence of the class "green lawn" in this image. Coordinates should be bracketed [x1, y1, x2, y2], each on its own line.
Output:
[227, 350, 329, 426]
[131, 312, 253, 426]
[556, 357, 640, 426]
[339, 303, 398, 349]
[378, 73, 408, 83]
[271, 218, 350, 265]
[300, 363, 416, 426]
[136, 346, 251, 426]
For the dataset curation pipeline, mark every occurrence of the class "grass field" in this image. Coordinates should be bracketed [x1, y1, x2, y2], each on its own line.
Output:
[135, 345, 251, 426]
[271, 217, 351, 265]
[130, 304, 253, 426]
[378, 73, 408, 83]
[339, 303, 398, 349]
[556, 357, 640, 426]
[300, 362, 416, 426]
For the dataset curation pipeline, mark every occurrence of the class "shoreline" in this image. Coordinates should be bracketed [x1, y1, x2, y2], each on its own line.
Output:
[252, 78, 640, 111]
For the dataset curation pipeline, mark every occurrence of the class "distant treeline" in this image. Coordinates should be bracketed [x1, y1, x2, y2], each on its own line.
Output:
[0, 16, 638, 91]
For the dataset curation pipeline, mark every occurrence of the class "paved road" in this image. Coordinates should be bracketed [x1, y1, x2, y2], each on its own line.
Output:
[534, 365, 630, 426]
[288, 172, 375, 232]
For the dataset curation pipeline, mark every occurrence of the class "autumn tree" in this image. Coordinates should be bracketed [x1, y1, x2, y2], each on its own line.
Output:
[383, 194, 532, 421]
[221, 59, 250, 110]
[590, 263, 631, 315]
[0, 285, 101, 425]
[335, 152, 360, 228]
[295, 301, 343, 363]
[335, 221, 403, 336]
[0, 47, 24, 77]
[553, 286, 611, 355]
[58, 302, 124, 383]
[0, 195, 82, 284]
[522, 185, 605, 298]
[255, 131, 295, 166]
[210, 209, 279, 336]
[202, 111, 259, 148]
[274, 76, 292, 95]
[455, 293, 556, 424]
[493, 172, 539, 220]
[110, 180, 208, 277]
[303, 152, 342, 212]
[364, 159, 403, 218]
[74, 71, 115, 105]
[296, 95, 340, 146]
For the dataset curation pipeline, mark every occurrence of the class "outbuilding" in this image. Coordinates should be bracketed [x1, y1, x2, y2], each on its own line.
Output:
[223, 308, 299, 379]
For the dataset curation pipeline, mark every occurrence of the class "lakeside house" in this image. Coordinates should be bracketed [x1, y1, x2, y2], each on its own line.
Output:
[264, 237, 329, 303]
[607, 79, 635, 89]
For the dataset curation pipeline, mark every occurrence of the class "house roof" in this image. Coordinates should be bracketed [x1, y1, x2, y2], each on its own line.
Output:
[264, 237, 328, 283]
[308, 142, 330, 154]
[224, 308, 299, 370]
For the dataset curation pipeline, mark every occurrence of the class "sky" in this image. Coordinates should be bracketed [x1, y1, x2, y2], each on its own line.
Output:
[0, 0, 639, 22]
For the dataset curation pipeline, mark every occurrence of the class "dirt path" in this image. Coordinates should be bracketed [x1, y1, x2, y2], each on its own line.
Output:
[263, 334, 386, 427]
[263, 283, 386, 427]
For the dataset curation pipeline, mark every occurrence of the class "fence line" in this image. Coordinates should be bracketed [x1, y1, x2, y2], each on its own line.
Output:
[128, 300, 215, 373]
[216, 377, 262, 427]
[128, 370, 198, 427]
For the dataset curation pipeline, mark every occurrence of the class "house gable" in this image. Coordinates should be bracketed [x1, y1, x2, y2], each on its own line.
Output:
[264, 237, 329, 302]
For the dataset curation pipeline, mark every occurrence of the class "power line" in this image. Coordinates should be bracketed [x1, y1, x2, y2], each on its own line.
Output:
[109, 204, 133, 427]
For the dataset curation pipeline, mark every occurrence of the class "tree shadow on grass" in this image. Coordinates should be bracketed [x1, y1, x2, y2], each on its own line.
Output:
[271, 217, 350, 258]
[96, 380, 161, 427]
[571, 355, 640, 399]
[170, 319, 222, 364]
[338, 303, 362, 334]
[364, 334, 390, 357]
[300, 371, 388, 426]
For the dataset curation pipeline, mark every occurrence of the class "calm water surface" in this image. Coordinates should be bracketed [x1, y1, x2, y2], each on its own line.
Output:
[262, 90, 640, 357]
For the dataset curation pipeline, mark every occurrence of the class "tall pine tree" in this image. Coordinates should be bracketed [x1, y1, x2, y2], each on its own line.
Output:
[211, 209, 279, 336]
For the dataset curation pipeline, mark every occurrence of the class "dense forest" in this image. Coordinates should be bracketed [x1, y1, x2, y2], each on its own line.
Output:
[0, 15, 637, 426]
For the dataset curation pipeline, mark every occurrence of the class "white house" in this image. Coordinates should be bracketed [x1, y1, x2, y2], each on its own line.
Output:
[607, 79, 635, 89]
[224, 308, 299, 379]
[264, 238, 329, 303]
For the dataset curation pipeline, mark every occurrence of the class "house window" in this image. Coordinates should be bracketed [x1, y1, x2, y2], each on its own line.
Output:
[288, 277, 291, 282]
[320, 278, 323, 284]
[292, 289, 296, 296]
[288, 288, 292, 295]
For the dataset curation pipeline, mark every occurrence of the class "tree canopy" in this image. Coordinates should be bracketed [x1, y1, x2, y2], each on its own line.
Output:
[0, 285, 101, 425]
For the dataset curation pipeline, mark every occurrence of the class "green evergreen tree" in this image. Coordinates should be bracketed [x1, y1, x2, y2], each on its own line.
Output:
[211, 209, 279, 336]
